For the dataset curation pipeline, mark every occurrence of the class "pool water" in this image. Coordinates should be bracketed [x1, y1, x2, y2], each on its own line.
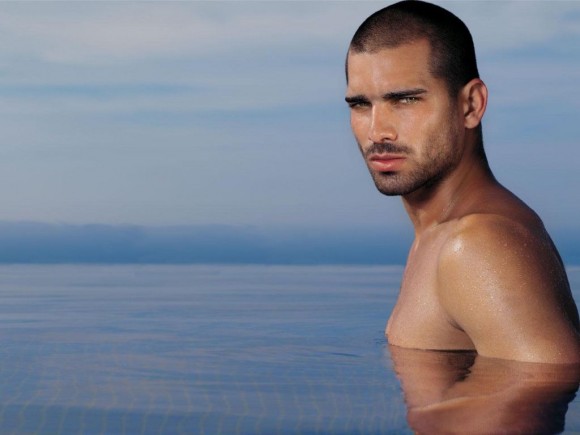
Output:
[0, 264, 577, 434]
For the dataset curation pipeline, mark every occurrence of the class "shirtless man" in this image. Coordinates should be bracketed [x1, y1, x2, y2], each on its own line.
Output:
[345, 0, 580, 363]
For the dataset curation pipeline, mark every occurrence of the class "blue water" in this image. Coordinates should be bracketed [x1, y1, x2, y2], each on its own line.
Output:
[0, 264, 576, 434]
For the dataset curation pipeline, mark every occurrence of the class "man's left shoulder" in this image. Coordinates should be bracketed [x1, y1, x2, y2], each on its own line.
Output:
[438, 212, 554, 269]
[435, 212, 579, 362]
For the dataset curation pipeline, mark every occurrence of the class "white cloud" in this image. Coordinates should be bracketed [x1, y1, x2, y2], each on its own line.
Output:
[0, 2, 576, 66]
[0, 1, 576, 227]
[0, 1, 577, 113]
[0, 2, 375, 65]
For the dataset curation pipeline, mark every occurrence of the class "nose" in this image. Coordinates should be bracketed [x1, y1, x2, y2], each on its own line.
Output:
[368, 105, 397, 143]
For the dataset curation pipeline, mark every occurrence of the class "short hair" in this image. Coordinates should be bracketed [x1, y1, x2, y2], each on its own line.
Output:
[347, 0, 479, 96]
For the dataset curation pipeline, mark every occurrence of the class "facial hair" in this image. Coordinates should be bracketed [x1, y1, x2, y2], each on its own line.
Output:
[358, 123, 461, 197]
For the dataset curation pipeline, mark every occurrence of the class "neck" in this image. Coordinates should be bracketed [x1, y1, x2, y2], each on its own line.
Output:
[402, 155, 495, 235]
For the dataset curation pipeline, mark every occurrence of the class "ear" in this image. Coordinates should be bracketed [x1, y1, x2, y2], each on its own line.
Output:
[461, 79, 488, 129]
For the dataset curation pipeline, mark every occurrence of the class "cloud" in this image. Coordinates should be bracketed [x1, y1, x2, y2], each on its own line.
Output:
[0, 1, 573, 66]
[1, 2, 578, 115]
[0, 1, 576, 232]
[0, 2, 369, 65]
[0, 1, 576, 118]
[0, 2, 374, 117]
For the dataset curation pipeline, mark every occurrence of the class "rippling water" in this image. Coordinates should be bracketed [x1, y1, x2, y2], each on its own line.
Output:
[0, 264, 577, 434]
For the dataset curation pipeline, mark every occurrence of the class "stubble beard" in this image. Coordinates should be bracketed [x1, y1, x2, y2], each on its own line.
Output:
[370, 163, 437, 196]
[359, 126, 461, 197]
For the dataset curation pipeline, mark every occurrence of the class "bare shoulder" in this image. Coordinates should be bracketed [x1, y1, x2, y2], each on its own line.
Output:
[440, 212, 559, 271]
[437, 212, 580, 363]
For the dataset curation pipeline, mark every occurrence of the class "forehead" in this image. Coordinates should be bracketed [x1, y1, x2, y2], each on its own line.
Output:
[346, 39, 435, 93]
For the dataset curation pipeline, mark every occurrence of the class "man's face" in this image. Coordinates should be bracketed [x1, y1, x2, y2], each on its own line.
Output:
[345, 39, 464, 197]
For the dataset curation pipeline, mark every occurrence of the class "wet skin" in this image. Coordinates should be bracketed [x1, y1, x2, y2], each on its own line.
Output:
[346, 39, 580, 363]
[389, 345, 580, 434]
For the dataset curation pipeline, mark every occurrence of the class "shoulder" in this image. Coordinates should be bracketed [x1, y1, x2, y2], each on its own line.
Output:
[436, 212, 550, 315]
[436, 213, 579, 362]
[438, 212, 552, 277]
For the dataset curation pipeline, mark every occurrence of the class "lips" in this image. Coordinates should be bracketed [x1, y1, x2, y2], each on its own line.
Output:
[368, 154, 406, 172]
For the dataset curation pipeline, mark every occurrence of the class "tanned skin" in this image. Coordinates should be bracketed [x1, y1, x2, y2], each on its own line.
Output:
[346, 39, 580, 363]
[389, 345, 580, 433]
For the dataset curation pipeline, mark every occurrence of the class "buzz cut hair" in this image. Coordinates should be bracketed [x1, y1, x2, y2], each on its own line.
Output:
[347, 0, 480, 96]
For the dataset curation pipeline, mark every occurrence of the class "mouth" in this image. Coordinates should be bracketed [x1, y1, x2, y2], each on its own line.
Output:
[368, 154, 406, 172]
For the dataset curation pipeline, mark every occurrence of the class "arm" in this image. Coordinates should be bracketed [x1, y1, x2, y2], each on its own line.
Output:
[389, 345, 580, 434]
[437, 215, 580, 363]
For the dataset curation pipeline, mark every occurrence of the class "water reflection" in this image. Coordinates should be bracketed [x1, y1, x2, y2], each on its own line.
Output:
[388, 345, 580, 434]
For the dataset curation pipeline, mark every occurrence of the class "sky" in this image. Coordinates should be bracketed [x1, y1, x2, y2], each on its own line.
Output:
[0, 1, 579, 264]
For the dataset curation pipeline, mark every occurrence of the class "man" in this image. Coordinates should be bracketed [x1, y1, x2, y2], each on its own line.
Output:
[389, 345, 580, 432]
[345, 0, 580, 363]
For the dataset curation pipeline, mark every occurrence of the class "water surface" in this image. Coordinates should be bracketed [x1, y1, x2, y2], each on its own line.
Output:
[0, 264, 577, 434]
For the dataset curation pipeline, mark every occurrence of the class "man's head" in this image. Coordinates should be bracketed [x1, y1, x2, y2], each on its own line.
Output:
[347, 0, 479, 97]
[345, 1, 488, 197]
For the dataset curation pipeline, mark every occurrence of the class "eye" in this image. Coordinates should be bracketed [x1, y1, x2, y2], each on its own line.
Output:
[399, 96, 419, 104]
[345, 96, 371, 110]
[348, 101, 370, 109]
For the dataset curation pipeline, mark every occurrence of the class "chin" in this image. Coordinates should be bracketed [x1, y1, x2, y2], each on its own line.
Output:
[376, 187, 404, 197]
[372, 176, 417, 196]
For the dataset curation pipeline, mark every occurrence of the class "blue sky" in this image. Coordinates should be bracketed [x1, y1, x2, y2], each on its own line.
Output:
[0, 1, 578, 263]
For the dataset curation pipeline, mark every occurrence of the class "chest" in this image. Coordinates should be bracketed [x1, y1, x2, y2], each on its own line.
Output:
[386, 236, 475, 350]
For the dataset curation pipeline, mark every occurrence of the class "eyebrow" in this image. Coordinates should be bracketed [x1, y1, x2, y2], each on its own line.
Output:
[345, 88, 427, 104]
[344, 95, 369, 105]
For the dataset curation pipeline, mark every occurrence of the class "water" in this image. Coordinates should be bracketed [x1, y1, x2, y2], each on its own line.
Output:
[0, 264, 577, 434]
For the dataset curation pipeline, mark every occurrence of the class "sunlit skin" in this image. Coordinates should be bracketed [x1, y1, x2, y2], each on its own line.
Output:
[346, 39, 580, 363]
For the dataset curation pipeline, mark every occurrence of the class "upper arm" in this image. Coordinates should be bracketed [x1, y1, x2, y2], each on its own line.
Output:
[437, 216, 580, 363]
